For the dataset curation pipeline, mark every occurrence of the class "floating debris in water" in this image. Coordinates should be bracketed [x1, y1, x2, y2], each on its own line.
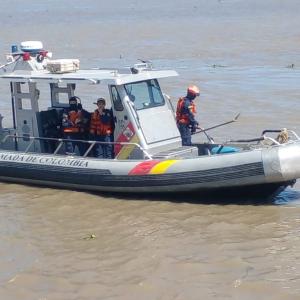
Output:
[234, 279, 242, 288]
[83, 234, 96, 240]
[211, 64, 226, 68]
[8, 275, 18, 283]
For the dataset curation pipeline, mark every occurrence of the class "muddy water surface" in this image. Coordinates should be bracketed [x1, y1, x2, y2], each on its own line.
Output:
[0, 1, 300, 299]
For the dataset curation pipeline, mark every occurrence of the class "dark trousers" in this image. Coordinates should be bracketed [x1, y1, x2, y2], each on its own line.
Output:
[64, 133, 87, 156]
[178, 123, 192, 146]
[93, 135, 113, 159]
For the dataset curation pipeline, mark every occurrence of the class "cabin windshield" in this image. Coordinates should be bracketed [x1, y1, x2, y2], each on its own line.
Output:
[124, 79, 165, 110]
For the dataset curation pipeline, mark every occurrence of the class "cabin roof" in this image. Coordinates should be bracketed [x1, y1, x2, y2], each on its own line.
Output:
[0, 68, 178, 85]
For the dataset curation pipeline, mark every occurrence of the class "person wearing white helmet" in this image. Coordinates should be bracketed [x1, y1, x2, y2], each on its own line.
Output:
[176, 85, 200, 146]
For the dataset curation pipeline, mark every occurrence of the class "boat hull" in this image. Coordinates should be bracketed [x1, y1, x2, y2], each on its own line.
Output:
[0, 141, 300, 199]
[0, 174, 293, 201]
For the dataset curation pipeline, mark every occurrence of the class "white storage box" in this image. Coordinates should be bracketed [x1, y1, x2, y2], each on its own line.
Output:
[46, 59, 80, 73]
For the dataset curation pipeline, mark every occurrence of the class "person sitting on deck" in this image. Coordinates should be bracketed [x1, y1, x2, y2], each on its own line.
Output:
[62, 96, 90, 155]
[89, 98, 114, 158]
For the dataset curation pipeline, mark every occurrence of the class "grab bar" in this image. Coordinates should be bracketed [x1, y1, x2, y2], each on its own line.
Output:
[1, 135, 153, 159]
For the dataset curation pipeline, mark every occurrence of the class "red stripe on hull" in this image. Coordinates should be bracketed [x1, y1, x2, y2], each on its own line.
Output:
[128, 160, 160, 175]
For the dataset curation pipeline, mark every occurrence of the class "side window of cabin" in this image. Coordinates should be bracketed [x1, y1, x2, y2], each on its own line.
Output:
[125, 81, 148, 110]
[111, 86, 124, 111]
[124, 79, 165, 110]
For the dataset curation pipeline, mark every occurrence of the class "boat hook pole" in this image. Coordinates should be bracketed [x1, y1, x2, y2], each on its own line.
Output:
[198, 127, 215, 143]
[193, 113, 240, 136]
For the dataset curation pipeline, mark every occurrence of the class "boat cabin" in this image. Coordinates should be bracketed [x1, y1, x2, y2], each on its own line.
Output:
[0, 41, 199, 160]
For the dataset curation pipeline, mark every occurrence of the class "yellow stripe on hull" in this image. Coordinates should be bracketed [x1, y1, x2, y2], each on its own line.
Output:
[149, 160, 178, 174]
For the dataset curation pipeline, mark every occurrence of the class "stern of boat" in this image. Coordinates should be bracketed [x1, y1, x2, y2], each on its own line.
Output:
[277, 141, 300, 182]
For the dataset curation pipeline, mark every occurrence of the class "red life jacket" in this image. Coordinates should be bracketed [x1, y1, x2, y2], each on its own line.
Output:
[90, 109, 113, 136]
[176, 97, 196, 125]
[63, 110, 84, 133]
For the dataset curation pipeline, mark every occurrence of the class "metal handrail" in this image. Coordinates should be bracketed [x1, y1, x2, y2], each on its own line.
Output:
[1, 134, 153, 159]
[261, 129, 300, 141]
[287, 130, 300, 140]
[226, 128, 300, 146]
[226, 136, 280, 145]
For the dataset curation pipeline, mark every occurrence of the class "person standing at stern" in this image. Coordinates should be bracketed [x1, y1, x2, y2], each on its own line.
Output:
[176, 85, 201, 146]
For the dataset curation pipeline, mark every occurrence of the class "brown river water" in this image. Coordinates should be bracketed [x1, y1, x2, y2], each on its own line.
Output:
[1, 0, 300, 299]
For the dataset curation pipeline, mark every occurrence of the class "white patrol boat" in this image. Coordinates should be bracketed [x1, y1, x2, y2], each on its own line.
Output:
[0, 41, 300, 199]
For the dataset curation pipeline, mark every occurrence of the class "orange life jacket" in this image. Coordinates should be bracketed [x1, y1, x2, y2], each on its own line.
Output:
[176, 97, 196, 125]
[90, 109, 113, 136]
[63, 110, 84, 133]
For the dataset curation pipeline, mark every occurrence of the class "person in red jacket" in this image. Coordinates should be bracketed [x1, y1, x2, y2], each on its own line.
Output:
[90, 98, 114, 158]
[176, 85, 200, 146]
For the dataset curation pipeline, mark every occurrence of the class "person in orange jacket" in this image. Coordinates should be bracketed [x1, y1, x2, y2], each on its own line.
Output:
[90, 98, 114, 158]
[62, 96, 90, 155]
[176, 85, 200, 146]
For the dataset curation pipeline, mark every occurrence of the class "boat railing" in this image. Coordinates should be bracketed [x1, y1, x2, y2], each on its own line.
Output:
[225, 129, 300, 147]
[261, 129, 300, 140]
[285, 130, 299, 140]
[0, 135, 153, 159]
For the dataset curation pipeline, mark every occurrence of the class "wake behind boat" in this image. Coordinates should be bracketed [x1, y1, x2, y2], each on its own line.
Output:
[0, 41, 300, 199]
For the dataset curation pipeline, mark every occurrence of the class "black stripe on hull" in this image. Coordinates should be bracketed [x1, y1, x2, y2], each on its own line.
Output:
[0, 161, 265, 188]
[0, 161, 111, 186]
[110, 162, 265, 187]
[114, 182, 294, 202]
[0, 176, 293, 203]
